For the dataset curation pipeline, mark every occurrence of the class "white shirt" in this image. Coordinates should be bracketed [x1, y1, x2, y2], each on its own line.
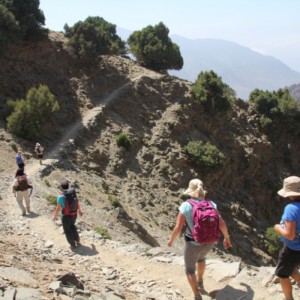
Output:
[13, 176, 32, 187]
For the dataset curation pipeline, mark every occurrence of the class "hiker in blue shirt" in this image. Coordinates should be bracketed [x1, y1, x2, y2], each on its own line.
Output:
[168, 179, 230, 300]
[53, 181, 83, 249]
[16, 151, 25, 169]
[275, 176, 300, 300]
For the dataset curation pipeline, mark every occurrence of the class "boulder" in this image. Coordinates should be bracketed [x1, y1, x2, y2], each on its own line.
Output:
[257, 266, 276, 287]
[206, 259, 241, 283]
[15, 288, 42, 300]
[0, 267, 38, 288]
[3, 288, 16, 300]
[57, 272, 84, 290]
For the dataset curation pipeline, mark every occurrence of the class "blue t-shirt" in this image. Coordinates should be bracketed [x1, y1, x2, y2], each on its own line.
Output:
[57, 195, 66, 216]
[281, 202, 300, 250]
[16, 155, 23, 164]
[179, 199, 217, 246]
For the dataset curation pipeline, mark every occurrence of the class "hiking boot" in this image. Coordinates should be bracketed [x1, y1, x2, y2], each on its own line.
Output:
[194, 295, 202, 300]
[22, 211, 26, 216]
[76, 241, 81, 246]
[70, 244, 76, 249]
[198, 279, 204, 290]
[27, 209, 30, 213]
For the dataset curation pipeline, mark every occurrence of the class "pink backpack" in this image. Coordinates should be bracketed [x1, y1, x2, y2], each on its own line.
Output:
[186, 199, 221, 244]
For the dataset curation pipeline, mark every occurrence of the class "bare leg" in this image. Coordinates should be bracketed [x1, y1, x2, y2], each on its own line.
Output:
[280, 278, 293, 299]
[291, 268, 300, 284]
[186, 274, 200, 296]
[197, 261, 206, 280]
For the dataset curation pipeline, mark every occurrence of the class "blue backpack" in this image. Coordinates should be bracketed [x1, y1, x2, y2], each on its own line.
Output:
[16, 155, 23, 164]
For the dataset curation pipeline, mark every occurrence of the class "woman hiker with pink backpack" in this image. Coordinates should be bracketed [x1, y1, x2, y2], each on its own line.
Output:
[168, 179, 231, 300]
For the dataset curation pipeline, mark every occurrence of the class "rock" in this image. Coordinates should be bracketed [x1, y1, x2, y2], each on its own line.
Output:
[155, 256, 173, 263]
[205, 260, 241, 282]
[44, 240, 54, 248]
[90, 295, 102, 300]
[257, 267, 276, 286]
[3, 288, 16, 300]
[0, 267, 38, 288]
[72, 296, 86, 300]
[15, 288, 42, 300]
[101, 291, 124, 299]
[216, 269, 253, 300]
[0, 279, 7, 289]
[147, 247, 164, 257]
[48, 281, 62, 290]
[57, 272, 84, 290]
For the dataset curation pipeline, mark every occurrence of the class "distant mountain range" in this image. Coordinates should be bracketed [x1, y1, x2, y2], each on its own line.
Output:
[287, 83, 300, 101]
[117, 28, 300, 100]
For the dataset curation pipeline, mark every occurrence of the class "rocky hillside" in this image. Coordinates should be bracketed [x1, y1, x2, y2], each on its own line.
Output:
[288, 83, 300, 101]
[0, 30, 300, 299]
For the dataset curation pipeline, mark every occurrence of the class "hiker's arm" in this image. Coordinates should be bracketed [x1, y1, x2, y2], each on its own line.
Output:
[218, 210, 231, 249]
[77, 202, 83, 216]
[21, 157, 25, 165]
[275, 220, 296, 240]
[168, 212, 185, 247]
[53, 204, 62, 221]
[12, 186, 16, 193]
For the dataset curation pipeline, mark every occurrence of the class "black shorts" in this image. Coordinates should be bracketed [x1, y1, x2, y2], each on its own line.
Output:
[275, 246, 300, 278]
[18, 163, 24, 169]
[38, 154, 43, 159]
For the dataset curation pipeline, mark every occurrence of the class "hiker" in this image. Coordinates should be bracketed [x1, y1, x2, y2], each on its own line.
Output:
[16, 151, 25, 169]
[53, 181, 83, 249]
[167, 179, 230, 300]
[274, 176, 300, 300]
[34, 143, 44, 165]
[12, 168, 33, 216]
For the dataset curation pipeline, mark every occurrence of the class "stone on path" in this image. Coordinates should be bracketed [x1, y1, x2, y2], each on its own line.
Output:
[257, 266, 276, 287]
[155, 256, 173, 263]
[0, 267, 38, 288]
[48, 280, 62, 290]
[0, 279, 7, 289]
[216, 269, 253, 300]
[15, 288, 42, 300]
[146, 247, 164, 257]
[3, 287, 16, 300]
[205, 259, 241, 283]
[101, 291, 124, 299]
[57, 272, 84, 290]
[44, 240, 54, 248]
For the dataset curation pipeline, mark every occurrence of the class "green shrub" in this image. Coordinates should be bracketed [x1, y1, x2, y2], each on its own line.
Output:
[93, 227, 111, 239]
[193, 70, 232, 116]
[64, 16, 125, 63]
[45, 194, 57, 206]
[9, 142, 17, 152]
[127, 22, 183, 72]
[154, 219, 159, 226]
[44, 179, 50, 187]
[142, 139, 149, 146]
[85, 199, 92, 206]
[184, 141, 224, 174]
[108, 194, 122, 208]
[266, 227, 282, 257]
[160, 165, 166, 172]
[115, 133, 132, 151]
[163, 208, 168, 215]
[260, 117, 276, 132]
[6, 85, 59, 141]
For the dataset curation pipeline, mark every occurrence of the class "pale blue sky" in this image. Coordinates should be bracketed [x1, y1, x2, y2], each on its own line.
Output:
[40, 0, 300, 72]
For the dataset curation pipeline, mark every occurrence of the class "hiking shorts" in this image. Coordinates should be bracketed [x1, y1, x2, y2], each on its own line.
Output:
[184, 241, 214, 275]
[37, 154, 43, 159]
[275, 246, 300, 278]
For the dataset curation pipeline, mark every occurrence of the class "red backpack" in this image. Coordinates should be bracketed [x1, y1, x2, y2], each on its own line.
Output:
[185, 199, 221, 245]
[61, 189, 78, 216]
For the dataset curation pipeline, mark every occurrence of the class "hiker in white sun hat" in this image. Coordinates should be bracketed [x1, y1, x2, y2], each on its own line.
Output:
[274, 176, 300, 300]
[167, 179, 230, 300]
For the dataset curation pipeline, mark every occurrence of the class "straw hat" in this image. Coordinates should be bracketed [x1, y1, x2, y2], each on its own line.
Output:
[183, 179, 206, 199]
[278, 176, 300, 197]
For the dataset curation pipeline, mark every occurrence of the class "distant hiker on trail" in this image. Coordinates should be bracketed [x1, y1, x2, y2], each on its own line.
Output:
[16, 151, 25, 169]
[34, 143, 44, 165]
[167, 179, 230, 300]
[274, 176, 300, 300]
[53, 181, 83, 249]
[12, 168, 33, 216]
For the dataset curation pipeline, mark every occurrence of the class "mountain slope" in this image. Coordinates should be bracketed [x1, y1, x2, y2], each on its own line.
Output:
[116, 27, 300, 100]
[169, 35, 300, 100]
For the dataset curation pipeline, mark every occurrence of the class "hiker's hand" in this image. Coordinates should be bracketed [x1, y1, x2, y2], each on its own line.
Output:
[52, 216, 56, 222]
[223, 237, 231, 249]
[167, 239, 173, 247]
[79, 210, 83, 216]
[274, 224, 281, 233]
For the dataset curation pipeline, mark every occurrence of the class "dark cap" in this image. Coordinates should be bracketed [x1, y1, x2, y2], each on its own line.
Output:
[61, 180, 69, 189]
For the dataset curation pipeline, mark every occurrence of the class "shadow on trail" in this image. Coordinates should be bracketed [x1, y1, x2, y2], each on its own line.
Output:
[71, 243, 99, 256]
[24, 212, 40, 219]
[213, 282, 254, 300]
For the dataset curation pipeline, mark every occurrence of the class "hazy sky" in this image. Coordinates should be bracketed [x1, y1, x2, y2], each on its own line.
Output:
[40, 0, 300, 72]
